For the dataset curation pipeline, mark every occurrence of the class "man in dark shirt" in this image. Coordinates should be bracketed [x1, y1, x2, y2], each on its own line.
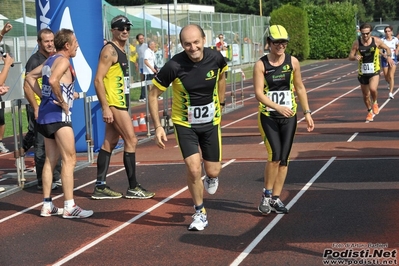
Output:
[24, 28, 61, 190]
[149, 24, 227, 231]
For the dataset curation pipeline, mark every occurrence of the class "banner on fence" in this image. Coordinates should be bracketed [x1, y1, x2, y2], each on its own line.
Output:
[35, 0, 104, 152]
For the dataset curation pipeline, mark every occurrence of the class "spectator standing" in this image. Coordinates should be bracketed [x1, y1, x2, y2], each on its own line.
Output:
[0, 22, 14, 153]
[216, 34, 229, 78]
[129, 39, 138, 82]
[23, 28, 62, 189]
[136, 33, 148, 102]
[92, 16, 155, 200]
[24, 28, 93, 218]
[143, 40, 158, 92]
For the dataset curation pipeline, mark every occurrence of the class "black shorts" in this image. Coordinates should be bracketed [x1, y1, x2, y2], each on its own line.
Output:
[174, 123, 222, 162]
[258, 113, 297, 166]
[358, 73, 379, 85]
[36, 122, 72, 139]
[0, 95, 4, 125]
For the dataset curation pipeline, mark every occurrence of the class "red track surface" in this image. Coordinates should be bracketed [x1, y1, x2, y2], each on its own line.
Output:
[1, 59, 398, 266]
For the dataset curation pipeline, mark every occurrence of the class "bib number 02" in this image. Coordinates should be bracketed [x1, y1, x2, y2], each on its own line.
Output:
[188, 102, 215, 124]
[266, 90, 292, 111]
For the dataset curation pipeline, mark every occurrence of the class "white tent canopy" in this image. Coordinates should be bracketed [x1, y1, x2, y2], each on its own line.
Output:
[15, 17, 37, 27]
[134, 12, 181, 35]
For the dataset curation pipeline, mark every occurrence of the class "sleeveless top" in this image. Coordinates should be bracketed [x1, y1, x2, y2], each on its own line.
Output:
[38, 54, 75, 125]
[102, 42, 130, 109]
[357, 37, 380, 76]
[258, 53, 297, 118]
[381, 36, 399, 61]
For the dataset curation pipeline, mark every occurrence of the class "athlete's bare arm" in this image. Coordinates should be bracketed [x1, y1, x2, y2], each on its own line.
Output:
[94, 44, 118, 123]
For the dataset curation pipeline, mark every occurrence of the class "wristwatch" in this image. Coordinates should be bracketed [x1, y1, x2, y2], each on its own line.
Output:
[303, 110, 312, 115]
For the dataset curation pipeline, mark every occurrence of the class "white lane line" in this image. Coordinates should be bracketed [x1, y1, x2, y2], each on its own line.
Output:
[347, 132, 358, 142]
[52, 159, 236, 266]
[230, 156, 336, 266]
[297, 86, 359, 123]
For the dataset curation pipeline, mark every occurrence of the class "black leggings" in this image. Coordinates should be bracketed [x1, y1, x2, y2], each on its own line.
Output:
[0, 95, 4, 125]
[258, 113, 297, 166]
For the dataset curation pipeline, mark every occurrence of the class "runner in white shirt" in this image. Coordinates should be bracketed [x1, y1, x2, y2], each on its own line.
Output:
[381, 25, 399, 99]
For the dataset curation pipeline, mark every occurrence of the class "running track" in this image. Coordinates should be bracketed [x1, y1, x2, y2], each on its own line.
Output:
[0, 59, 398, 266]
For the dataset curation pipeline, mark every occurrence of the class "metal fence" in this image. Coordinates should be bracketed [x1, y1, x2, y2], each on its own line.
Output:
[1, 2, 261, 190]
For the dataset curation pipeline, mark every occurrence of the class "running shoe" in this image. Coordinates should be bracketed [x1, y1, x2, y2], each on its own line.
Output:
[91, 186, 123, 199]
[0, 142, 9, 153]
[271, 198, 289, 214]
[63, 205, 93, 219]
[40, 204, 63, 217]
[204, 176, 219, 195]
[389, 92, 394, 99]
[258, 195, 272, 215]
[54, 179, 62, 187]
[188, 211, 208, 231]
[366, 112, 373, 122]
[125, 184, 155, 199]
[372, 103, 379, 114]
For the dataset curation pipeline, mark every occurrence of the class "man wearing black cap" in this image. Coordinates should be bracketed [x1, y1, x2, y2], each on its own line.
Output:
[92, 15, 155, 200]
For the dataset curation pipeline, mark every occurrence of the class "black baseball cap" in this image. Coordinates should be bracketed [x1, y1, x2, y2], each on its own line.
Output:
[111, 16, 133, 29]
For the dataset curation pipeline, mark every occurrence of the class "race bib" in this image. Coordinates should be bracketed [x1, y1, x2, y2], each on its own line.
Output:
[266, 90, 292, 111]
[390, 48, 395, 59]
[124, 76, 130, 94]
[188, 102, 215, 124]
[361, 63, 374, 74]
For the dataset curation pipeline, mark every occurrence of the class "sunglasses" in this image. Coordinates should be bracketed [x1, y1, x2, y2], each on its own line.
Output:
[272, 41, 288, 46]
[361, 32, 370, 35]
[114, 26, 131, 32]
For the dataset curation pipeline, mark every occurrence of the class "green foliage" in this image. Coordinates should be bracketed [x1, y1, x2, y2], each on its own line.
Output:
[270, 5, 309, 61]
[4, 109, 28, 138]
[0, 0, 36, 19]
[305, 3, 357, 59]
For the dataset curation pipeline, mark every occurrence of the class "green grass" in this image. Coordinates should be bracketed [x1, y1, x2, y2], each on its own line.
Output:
[4, 109, 28, 138]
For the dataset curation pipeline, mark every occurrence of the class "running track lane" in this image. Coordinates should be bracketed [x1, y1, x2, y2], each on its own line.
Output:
[0, 59, 398, 265]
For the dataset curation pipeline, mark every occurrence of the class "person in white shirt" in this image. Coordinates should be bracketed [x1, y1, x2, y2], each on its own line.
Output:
[143, 40, 157, 77]
[136, 33, 148, 102]
[381, 25, 399, 99]
[141, 41, 159, 101]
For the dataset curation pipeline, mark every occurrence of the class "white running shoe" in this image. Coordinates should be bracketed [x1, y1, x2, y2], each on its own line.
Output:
[40, 204, 63, 217]
[188, 212, 208, 231]
[0, 142, 9, 153]
[204, 176, 219, 195]
[258, 195, 272, 215]
[389, 92, 394, 99]
[63, 205, 93, 219]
